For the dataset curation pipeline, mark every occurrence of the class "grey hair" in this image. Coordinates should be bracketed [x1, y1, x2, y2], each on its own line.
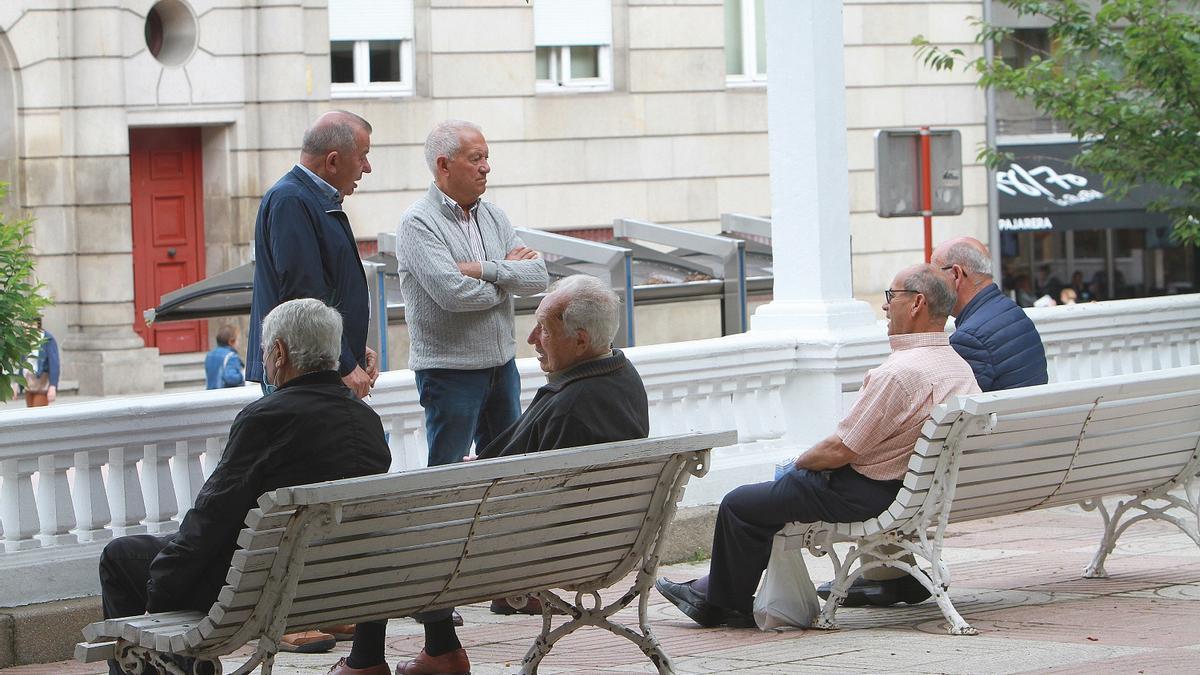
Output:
[550, 274, 621, 351]
[942, 241, 993, 277]
[904, 265, 956, 319]
[424, 119, 483, 174]
[260, 298, 342, 373]
[301, 110, 372, 157]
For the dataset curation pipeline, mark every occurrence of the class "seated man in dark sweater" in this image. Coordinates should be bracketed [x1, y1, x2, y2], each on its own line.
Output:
[478, 273, 649, 460]
[98, 299, 391, 675]
[335, 275, 650, 675]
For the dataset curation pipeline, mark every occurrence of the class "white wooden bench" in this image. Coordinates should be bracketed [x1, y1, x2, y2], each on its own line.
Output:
[76, 430, 735, 675]
[777, 365, 1200, 635]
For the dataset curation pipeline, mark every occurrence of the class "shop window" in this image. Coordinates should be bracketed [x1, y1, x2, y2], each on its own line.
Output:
[725, 0, 766, 85]
[328, 0, 414, 97]
[534, 0, 612, 92]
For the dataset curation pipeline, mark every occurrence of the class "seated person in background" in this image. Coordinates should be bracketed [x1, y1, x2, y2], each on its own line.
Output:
[655, 264, 979, 628]
[330, 274, 650, 675]
[99, 299, 391, 675]
[204, 324, 245, 389]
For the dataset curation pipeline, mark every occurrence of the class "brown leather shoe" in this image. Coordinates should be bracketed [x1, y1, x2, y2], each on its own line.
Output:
[279, 629, 337, 653]
[327, 657, 391, 675]
[395, 648, 470, 675]
[321, 623, 357, 641]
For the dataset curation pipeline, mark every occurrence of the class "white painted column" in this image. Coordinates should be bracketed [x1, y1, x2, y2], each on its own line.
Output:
[751, 0, 878, 336]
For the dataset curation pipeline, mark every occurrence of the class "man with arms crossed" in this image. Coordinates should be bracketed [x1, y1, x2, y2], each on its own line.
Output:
[655, 264, 979, 627]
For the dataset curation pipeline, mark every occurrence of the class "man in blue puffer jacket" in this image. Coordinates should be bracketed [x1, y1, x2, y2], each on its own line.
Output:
[934, 236, 1048, 392]
[822, 236, 1049, 608]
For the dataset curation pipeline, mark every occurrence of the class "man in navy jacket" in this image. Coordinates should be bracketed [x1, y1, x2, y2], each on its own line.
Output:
[826, 236, 1050, 608]
[934, 236, 1048, 392]
[247, 111, 378, 399]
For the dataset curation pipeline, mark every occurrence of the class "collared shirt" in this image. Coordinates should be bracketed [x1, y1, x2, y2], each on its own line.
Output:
[434, 184, 486, 261]
[295, 163, 341, 205]
[836, 331, 980, 481]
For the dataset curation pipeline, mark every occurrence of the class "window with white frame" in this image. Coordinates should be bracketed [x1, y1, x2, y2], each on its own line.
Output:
[328, 0, 414, 97]
[534, 0, 612, 92]
[725, 0, 766, 84]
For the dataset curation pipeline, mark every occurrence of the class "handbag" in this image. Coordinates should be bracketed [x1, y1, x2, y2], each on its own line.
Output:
[752, 533, 820, 630]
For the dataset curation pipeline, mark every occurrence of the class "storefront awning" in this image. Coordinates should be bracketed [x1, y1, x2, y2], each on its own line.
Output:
[996, 141, 1173, 232]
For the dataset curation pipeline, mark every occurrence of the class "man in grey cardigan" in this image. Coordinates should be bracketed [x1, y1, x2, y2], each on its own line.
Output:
[389, 120, 547, 673]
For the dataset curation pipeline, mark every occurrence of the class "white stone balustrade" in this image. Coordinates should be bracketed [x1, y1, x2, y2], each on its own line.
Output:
[0, 294, 1197, 606]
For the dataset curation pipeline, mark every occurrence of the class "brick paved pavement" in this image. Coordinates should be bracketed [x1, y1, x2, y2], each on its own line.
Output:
[13, 499, 1197, 674]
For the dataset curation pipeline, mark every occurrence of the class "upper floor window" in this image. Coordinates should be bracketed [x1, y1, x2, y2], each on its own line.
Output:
[725, 0, 765, 85]
[534, 0, 612, 92]
[328, 0, 413, 97]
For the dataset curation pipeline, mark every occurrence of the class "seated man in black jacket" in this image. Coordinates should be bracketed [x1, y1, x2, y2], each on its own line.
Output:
[98, 298, 391, 675]
[478, 273, 649, 460]
[346, 276, 649, 675]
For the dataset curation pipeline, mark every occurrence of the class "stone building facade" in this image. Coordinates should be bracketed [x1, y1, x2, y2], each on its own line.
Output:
[0, 0, 985, 395]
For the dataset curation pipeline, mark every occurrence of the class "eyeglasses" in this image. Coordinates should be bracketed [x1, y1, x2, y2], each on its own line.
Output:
[884, 289, 918, 304]
[939, 265, 955, 272]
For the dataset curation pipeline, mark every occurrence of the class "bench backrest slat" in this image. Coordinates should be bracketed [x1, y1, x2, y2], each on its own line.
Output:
[838, 366, 1200, 538]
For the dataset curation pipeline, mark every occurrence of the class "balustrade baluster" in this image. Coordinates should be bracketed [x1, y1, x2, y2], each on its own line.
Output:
[107, 446, 147, 537]
[72, 449, 112, 543]
[172, 439, 207, 513]
[35, 453, 77, 546]
[395, 414, 426, 470]
[141, 443, 179, 533]
[204, 437, 226, 479]
[0, 458, 41, 551]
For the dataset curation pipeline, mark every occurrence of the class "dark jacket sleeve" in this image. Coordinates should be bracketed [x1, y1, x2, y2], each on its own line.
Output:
[950, 329, 996, 392]
[145, 409, 269, 612]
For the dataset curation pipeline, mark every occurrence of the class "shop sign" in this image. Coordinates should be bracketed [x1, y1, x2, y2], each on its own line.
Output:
[999, 217, 1054, 231]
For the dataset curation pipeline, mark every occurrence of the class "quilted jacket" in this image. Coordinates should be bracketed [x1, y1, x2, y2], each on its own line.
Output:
[950, 283, 1049, 392]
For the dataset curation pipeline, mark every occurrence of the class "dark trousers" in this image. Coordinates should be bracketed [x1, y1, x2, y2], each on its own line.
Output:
[413, 359, 519, 623]
[706, 466, 901, 613]
[99, 534, 176, 675]
[415, 359, 521, 468]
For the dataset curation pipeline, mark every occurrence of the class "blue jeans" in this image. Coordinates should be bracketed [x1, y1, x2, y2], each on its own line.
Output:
[415, 359, 521, 467]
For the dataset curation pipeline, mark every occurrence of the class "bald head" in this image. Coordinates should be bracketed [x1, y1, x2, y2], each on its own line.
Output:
[931, 236, 994, 316]
[298, 110, 373, 199]
[301, 111, 372, 159]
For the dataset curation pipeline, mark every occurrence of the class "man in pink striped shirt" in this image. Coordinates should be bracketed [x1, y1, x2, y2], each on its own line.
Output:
[656, 263, 980, 628]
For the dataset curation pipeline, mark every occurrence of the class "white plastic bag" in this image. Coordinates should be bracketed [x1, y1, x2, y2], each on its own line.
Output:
[753, 534, 820, 630]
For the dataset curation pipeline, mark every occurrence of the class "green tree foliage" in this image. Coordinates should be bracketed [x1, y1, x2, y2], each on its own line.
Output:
[0, 183, 50, 401]
[914, 0, 1200, 245]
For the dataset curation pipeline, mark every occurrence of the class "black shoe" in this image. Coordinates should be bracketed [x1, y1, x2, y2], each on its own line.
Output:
[817, 575, 932, 607]
[654, 578, 757, 628]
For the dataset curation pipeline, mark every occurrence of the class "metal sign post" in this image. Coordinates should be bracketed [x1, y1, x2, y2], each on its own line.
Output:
[875, 127, 963, 262]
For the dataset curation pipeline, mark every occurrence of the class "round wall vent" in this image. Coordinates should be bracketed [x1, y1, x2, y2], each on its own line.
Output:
[144, 0, 198, 67]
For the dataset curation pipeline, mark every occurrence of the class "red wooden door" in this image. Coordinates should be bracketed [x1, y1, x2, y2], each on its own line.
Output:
[129, 127, 207, 353]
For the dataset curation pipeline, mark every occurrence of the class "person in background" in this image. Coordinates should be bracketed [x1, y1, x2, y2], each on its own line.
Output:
[20, 317, 59, 407]
[205, 324, 245, 390]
